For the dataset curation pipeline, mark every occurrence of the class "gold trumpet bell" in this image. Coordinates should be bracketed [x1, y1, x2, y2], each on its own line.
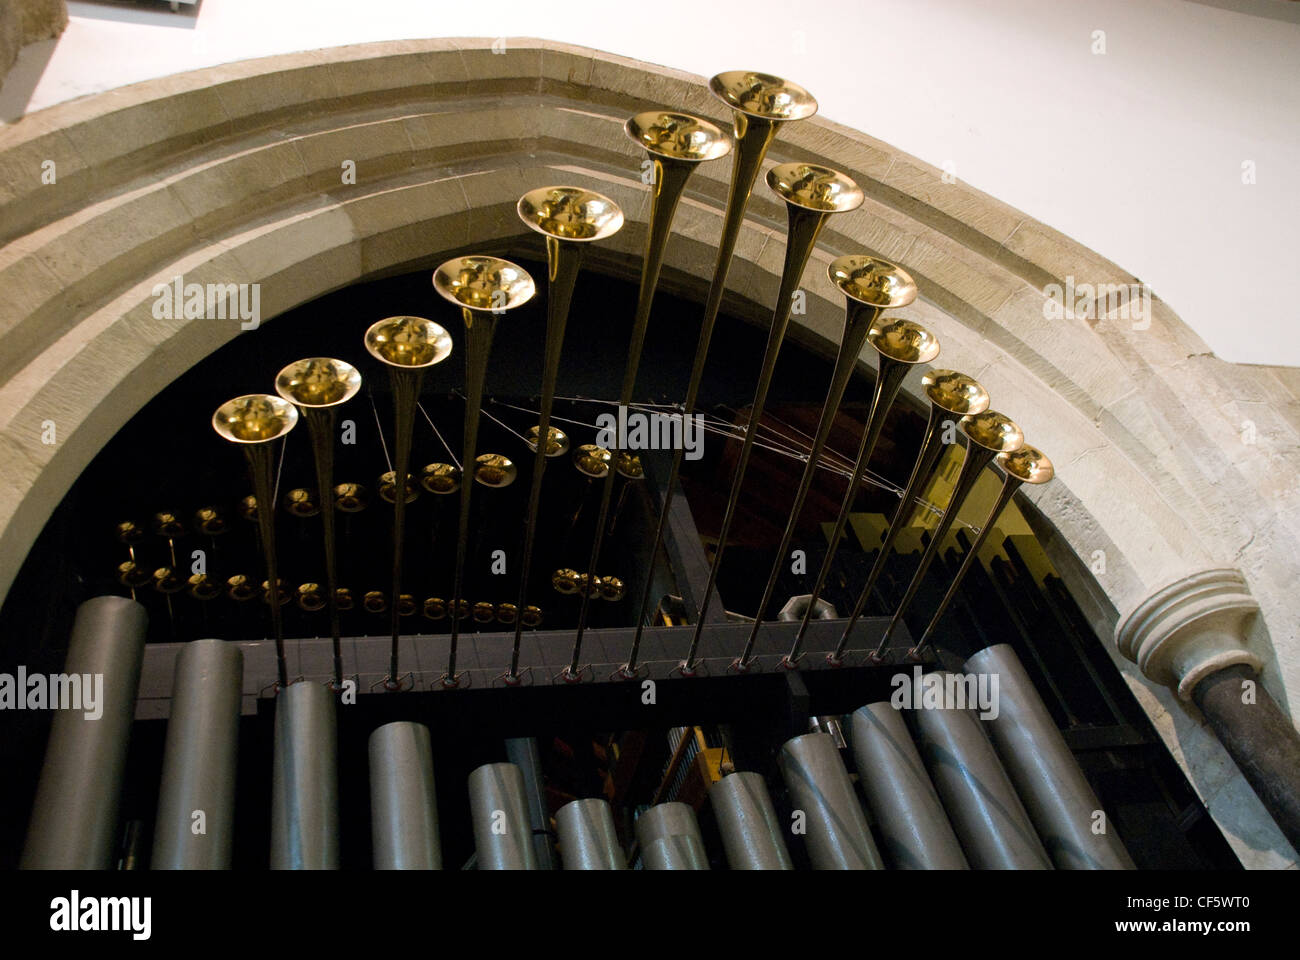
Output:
[334, 587, 354, 611]
[997, 444, 1055, 485]
[922, 369, 991, 416]
[433, 256, 536, 312]
[363, 590, 387, 614]
[709, 71, 818, 121]
[226, 574, 257, 602]
[378, 471, 420, 504]
[296, 583, 327, 612]
[962, 409, 1025, 454]
[193, 507, 227, 536]
[517, 186, 625, 243]
[238, 495, 259, 522]
[115, 520, 144, 544]
[284, 488, 320, 517]
[151, 567, 186, 594]
[420, 462, 462, 495]
[552, 568, 580, 595]
[212, 394, 298, 444]
[116, 561, 150, 589]
[615, 452, 643, 480]
[574, 444, 611, 479]
[152, 511, 185, 539]
[187, 574, 222, 600]
[625, 111, 732, 164]
[520, 605, 543, 628]
[599, 576, 625, 602]
[274, 357, 362, 409]
[868, 317, 942, 366]
[473, 601, 496, 623]
[526, 425, 570, 458]
[767, 162, 865, 214]
[333, 482, 368, 513]
[363, 316, 453, 369]
[473, 454, 517, 488]
[829, 254, 919, 311]
[422, 597, 447, 620]
[496, 602, 518, 625]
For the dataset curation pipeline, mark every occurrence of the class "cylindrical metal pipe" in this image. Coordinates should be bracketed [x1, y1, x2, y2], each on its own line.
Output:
[21, 596, 148, 870]
[270, 680, 339, 869]
[556, 798, 625, 870]
[152, 638, 243, 870]
[778, 732, 884, 869]
[709, 772, 793, 870]
[636, 802, 710, 870]
[369, 721, 441, 870]
[910, 674, 1051, 869]
[468, 762, 539, 870]
[505, 736, 557, 869]
[964, 644, 1135, 869]
[850, 702, 968, 869]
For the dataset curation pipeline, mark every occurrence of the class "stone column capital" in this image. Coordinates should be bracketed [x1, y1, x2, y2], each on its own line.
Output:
[1115, 568, 1262, 700]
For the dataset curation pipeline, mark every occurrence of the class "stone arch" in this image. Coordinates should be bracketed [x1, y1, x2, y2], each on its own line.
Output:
[1, 38, 1297, 863]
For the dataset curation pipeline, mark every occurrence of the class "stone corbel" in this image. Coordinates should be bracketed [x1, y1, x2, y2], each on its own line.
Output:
[1115, 567, 1261, 700]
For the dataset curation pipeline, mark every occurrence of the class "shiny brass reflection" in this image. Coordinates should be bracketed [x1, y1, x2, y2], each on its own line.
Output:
[378, 470, 420, 504]
[473, 453, 517, 488]
[420, 462, 462, 495]
[517, 186, 625, 243]
[284, 488, 320, 517]
[527, 425, 570, 458]
[333, 482, 368, 513]
[574, 444, 611, 479]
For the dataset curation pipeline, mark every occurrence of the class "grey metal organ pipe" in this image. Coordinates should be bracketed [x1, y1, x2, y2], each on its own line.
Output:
[21, 596, 148, 870]
[709, 771, 794, 869]
[468, 762, 539, 869]
[369, 721, 441, 869]
[850, 703, 968, 869]
[778, 733, 884, 869]
[964, 644, 1135, 869]
[910, 674, 1052, 869]
[152, 638, 243, 869]
[556, 798, 625, 869]
[635, 802, 710, 870]
[270, 680, 340, 869]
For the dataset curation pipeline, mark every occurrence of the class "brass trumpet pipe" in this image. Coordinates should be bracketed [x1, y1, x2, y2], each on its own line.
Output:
[785, 353, 918, 665]
[511, 187, 624, 682]
[623, 72, 816, 677]
[511, 239, 580, 680]
[434, 257, 536, 685]
[212, 395, 298, 689]
[910, 446, 1053, 658]
[569, 113, 731, 672]
[737, 257, 915, 669]
[682, 165, 863, 674]
[874, 411, 1024, 656]
[247, 442, 287, 687]
[450, 308, 496, 681]
[834, 370, 988, 662]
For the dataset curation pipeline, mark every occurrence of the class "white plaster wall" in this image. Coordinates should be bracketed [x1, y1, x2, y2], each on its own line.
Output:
[4, 0, 1299, 367]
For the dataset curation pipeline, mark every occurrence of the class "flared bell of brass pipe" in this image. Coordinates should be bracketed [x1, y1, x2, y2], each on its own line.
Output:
[909, 445, 1053, 659]
[679, 163, 865, 675]
[526, 425, 570, 458]
[434, 255, 536, 687]
[574, 444, 611, 479]
[420, 462, 462, 495]
[364, 318, 453, 690]
[378, 471, 420, 504]
[623, 73, 817, 679]
[473, 453, 517, 488]
[736, 255, 918, 670]
[874, 410, 1025, 656]
[783, 318, 942, 668]
[212, 394, 299, 688]
[333, 482, 368, 513]
[509, 186, 624, 683]
[276, 357, 362, 689]
[835, 369, 990, 664]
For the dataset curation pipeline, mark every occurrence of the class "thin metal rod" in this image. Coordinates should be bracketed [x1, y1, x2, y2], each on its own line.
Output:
[834, 404, 950, 660]
[910, 474, 1019, 657]
[621, 114, 779, 675]
[875, 440, 1000, 655]
[245, 442, 288, 688]
[568, 160, 695, 677]
[782, 358, 911, 666]
[385, 367, 425, 685]
[448, 306, 498, 683]
[681, 204, 830, 673]
[736, 298, 881, 668]
[509, 237, 584, 680]
[302, 408, 344, 687]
